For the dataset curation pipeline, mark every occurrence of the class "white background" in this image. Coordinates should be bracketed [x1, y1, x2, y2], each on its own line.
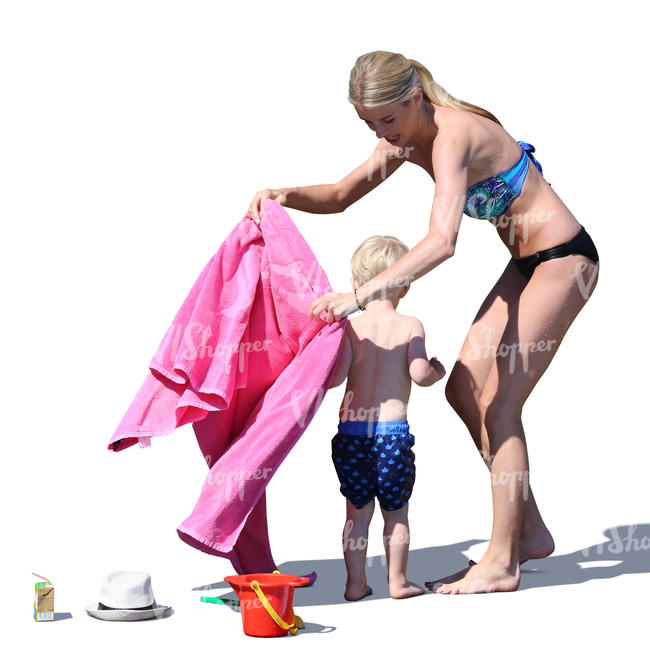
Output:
[3, 0, 648, 647]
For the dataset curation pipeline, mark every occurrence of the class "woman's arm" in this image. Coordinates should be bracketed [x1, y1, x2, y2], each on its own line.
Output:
[276, 184, 344, 214]
[284, 140, 407, 213]
[334, 139, 408, 210]
[309, 132, 469, 322]
[249, 140, 406, 218]
[354, 132, 469, 307]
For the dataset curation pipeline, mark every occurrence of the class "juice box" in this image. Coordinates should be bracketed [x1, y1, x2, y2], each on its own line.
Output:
[34, 580, 54, 621]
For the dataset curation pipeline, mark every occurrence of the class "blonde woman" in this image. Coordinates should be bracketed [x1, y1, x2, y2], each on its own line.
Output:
[247, 50, 599, 594]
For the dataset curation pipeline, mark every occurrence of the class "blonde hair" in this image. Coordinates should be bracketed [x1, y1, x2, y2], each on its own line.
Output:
[348, 50, 502, 126]
[351, 235, 410, 287]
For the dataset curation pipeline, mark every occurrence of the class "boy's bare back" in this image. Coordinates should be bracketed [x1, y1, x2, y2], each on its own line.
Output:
[331, 306, 444, 422]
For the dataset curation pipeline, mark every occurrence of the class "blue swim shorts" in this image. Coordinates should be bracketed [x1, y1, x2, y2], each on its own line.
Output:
[331, 420, 416, 511]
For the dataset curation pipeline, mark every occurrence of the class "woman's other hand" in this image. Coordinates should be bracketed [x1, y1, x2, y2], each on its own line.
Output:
[247, 189, 287, 223]
[309, 292, 358, 323]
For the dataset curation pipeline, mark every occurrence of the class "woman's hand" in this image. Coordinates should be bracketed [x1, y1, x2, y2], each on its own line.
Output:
[247, 189, 287, 222]
[309, 291, 359, 323]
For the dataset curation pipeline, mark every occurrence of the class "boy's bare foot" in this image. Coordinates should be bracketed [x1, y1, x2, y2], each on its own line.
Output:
[389, 579, 425, 599]
[344, 584, 373, 601]
[431, 558, 520, 594]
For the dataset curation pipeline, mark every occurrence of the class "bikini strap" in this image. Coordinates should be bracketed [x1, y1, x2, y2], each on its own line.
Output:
[517, 141, 544, 176]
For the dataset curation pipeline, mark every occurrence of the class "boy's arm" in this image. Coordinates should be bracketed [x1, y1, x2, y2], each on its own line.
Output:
[407, 319, 446, 387]
[328, 322, 352, 388]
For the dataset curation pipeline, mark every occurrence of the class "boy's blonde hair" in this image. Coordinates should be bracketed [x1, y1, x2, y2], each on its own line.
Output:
[351, 235, 410, 287]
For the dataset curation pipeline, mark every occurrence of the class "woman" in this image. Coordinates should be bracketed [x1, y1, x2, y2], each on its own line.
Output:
[247, 50, 599, 594]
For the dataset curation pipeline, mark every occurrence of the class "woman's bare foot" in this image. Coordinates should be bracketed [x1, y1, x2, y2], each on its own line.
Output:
[344, 583, 373, 601]
[389, 579, 425, 599]
[519, 528, 555, 564]
[432, 558, 520, 594]
[466, 529, 555, 568]
[425, 564, 472, 591]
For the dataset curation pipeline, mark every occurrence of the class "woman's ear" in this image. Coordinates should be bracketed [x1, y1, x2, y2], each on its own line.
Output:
[401, 285, 410, 298]
[407, 86, 423, 108]
[351, 276, 358, 290]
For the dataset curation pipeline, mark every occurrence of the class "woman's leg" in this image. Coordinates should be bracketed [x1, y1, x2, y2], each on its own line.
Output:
[444, 258, 553, 563]
[342, 498, 375, 601]
[434, 253, 599, 594]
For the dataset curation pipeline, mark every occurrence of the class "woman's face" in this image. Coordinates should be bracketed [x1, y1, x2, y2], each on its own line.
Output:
[355, 89, 422, 146]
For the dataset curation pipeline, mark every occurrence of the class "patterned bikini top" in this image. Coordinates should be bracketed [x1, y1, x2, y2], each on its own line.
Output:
[463, 141, 548, 220]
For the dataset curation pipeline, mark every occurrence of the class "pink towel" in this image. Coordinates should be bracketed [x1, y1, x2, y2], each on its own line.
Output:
[108, 199, 346, 573]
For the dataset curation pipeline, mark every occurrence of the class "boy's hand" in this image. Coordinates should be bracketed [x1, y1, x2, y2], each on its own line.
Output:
[429, 356, 446, 379]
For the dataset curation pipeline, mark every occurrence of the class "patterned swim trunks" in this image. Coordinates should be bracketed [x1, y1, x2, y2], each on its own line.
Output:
[331, 420, 416, 511]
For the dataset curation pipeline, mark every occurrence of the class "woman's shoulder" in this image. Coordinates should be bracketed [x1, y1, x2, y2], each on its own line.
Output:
[438, 108, 496, 147]
[432, 124, 472, 171]
[443, 105, 511, 141]
[437, 108, 518, 172]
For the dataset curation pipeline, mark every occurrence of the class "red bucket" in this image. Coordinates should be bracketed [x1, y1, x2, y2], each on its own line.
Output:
[224, 572, 309, 637]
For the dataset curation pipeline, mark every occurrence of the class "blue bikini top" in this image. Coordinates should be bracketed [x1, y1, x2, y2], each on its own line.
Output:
[463, 141, 548, 220]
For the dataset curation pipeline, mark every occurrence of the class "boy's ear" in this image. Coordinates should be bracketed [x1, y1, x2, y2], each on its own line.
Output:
[401, 285, 410, 298]
[351, 276, 358, 290]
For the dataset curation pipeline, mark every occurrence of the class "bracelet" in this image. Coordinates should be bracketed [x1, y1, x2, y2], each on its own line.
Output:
[354, 287, 365, 311]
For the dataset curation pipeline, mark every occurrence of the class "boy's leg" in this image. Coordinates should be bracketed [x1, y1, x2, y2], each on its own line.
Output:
[342, 498, 375, 601]
[380, 503, 424, 599]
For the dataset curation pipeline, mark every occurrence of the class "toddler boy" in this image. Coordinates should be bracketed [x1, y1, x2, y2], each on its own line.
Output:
[328, 235, 446, 600]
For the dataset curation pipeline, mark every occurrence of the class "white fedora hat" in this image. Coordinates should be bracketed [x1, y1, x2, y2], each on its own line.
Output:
[85, 571, 171, 621]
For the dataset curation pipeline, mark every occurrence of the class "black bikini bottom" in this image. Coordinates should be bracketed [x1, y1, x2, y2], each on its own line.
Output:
[512, 224, 599, 280]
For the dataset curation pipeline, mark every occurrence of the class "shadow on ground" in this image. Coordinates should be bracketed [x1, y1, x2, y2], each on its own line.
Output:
[193, 523, 650, 605]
